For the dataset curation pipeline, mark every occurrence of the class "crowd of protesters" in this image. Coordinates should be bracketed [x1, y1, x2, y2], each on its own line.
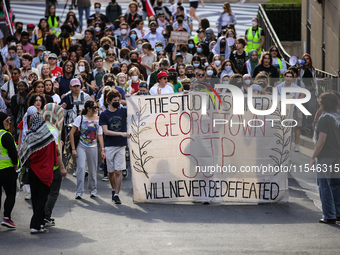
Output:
[0, 0, 339, 233]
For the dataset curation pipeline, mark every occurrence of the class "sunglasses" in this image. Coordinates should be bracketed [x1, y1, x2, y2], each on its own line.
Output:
[139, 83, 147, 87]
[5, 118, 11, 124]
[49, 58, 57, 60]
[107, 53, 115, 56]
[158, 53, 165, 56]
[270, 49, 278, 52]
[161, 77, 168, 80]
[197, 73, 204, 77]
[91, 106, 99, 109]
[65, 64, 73, 67]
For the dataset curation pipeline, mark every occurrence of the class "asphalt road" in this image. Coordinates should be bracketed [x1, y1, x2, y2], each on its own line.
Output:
[1, 147, 340, 255]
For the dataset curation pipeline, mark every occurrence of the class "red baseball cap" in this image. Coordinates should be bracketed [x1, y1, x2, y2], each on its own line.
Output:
[27, 24, 35, 30]
[157, 71, 169, 80]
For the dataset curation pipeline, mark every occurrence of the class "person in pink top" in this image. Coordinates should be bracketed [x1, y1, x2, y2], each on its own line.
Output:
[21, 31, 35, 57]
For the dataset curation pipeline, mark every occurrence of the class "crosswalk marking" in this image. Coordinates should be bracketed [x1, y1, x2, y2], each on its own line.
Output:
[11, 2, 258, 38]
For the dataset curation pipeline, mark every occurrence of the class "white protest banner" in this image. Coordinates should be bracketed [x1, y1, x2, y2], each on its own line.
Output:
[168, 31, 190, 44]
[127, 92, 293, 203]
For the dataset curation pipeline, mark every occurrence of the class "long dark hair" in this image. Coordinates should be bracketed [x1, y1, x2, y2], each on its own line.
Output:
[28, 93, 46, 110]
[80, 100, 95, 115]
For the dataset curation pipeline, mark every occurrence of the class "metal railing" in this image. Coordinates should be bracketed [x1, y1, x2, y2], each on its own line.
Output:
[258, 4, 339, 94]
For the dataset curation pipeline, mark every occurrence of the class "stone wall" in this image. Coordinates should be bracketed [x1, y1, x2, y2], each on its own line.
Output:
[301, 0, 340, 76]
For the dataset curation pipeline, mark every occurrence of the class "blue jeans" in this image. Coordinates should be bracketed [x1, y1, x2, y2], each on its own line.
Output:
[317, 158, 340, 219]
[78, 6, 90, 31]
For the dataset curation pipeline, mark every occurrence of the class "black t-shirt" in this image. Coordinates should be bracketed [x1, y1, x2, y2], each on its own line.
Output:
[303, 68, 313, 78]
[252, 65, 279, 86]
[230, 51, 249, 74]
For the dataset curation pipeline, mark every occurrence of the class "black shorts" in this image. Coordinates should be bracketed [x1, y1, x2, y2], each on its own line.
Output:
[190, 1, 198, 9]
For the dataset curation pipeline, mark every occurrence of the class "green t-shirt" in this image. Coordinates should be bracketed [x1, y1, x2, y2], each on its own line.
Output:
[172, 81, 183, 93]
[316, 115, 340, 158]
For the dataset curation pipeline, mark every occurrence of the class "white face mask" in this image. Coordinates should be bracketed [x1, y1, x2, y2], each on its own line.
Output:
[252, 21, 257, 27]
[95, 27, 101, 32]
[79, 66, 85, 72]
[137, 44, 142, 49]
[121, 29, 127, 35]
[225, 66, 232, 72]
[131, 75, 138, 81]
[214, 60, 221, 66]
[245, 79, 251, 85]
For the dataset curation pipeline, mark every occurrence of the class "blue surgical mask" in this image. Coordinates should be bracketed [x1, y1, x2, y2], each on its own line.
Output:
[156, 46, 162, 52]
[204, 62, 209, 67]
[197, 48, 202, 53]
[188, 44, 194, 49]
[193, 63, 200, 68]
[206, 70, 213, 76]
[95, 8, 100, 12]
[225, 66, 232, 72]
[130, 34, 137, 40]
[222, 81, 229, 84]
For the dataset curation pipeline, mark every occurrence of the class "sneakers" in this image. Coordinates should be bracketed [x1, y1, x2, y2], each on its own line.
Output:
[113, 195, 121, 204]
[25, 192, 31, 200]
[73, 172, 77, 177]
[90, 193, 97, 198]
[30, 228, 45, 234]
[44, 218, 55, 226]
[1, 218, 16, 228]
[102, 176, 109, 181]
[294, 144, 300, 152]
[122, 169, 128, 178]
[99, 163, 104, 171]
[75, 195, 82, 200]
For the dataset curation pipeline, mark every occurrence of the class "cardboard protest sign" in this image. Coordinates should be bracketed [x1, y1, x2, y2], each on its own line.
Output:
[169, 31, 190, 44]
[127, 92, 293, 203]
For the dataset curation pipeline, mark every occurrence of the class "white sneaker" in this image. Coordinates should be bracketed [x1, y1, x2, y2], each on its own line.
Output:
[25, 192, 31, 200]
[30, 228, 45, 234]
[294, 144, 300, 152]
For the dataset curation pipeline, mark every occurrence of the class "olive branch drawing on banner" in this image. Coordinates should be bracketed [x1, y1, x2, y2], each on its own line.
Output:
[130, 99, 152, 179]
[270, 107, 291, 176]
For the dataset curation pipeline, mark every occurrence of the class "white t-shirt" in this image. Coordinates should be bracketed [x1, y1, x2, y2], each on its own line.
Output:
[150, 84, 174, 95]
[73, 115, 103, 147]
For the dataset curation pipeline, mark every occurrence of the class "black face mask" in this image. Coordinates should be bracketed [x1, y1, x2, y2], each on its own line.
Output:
[139, 92, 149, 95]
[186, 73, 194, 78]
[170, 75, 176, 80]
[178, 19, 183, 24]
[220, 42, 226, 47]
[106, 81, 114, 87]
[181, 47, 187, 52]
[62, 56, 68, 61]
[157, 1, 162, 6]
[17, 27, 23, 34]
[103, 44, 110, 51]
[236, 81, 243, 88]
[183, 84, 190, 90]
[112, 101, 120, 108]
[111, 68, 120, 75]
[131, 58, 138, 63]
